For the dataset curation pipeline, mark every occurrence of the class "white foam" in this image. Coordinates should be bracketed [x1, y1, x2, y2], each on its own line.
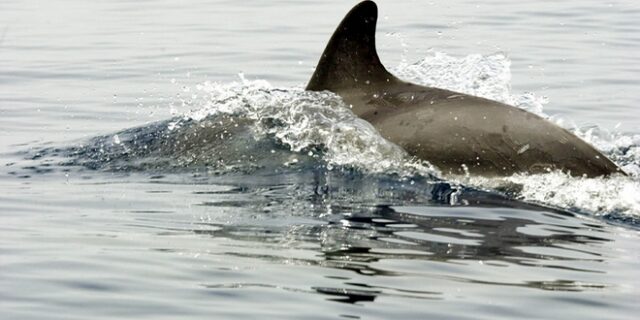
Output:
[174, 76, 438, 177]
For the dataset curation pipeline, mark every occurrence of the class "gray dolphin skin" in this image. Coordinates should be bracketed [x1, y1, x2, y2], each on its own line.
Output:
[306, 0, 625, 177]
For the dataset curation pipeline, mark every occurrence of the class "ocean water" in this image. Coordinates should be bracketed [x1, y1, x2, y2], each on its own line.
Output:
[1, 0, 640, 319]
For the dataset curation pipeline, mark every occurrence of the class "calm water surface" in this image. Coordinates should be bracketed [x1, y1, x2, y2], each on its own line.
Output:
[1, 0, 639, 319]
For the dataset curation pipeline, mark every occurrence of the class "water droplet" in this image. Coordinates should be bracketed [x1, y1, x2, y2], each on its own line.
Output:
[517, 144, 530, 154]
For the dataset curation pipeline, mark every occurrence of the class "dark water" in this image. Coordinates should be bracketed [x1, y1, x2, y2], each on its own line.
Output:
[2, 0, 639, 319]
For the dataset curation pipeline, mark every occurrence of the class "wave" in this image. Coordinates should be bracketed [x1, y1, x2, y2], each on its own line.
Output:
[174, 77, 437, 177]
[24, 51, 640, 227]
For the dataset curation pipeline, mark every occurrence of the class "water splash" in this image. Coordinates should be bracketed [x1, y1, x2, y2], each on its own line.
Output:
[393, 51, 548, 115]
[172, 76, 438, 177]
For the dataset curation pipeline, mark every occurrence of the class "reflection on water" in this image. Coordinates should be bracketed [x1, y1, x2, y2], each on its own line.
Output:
[141, 171, 616, 306]
[2, 163, 637, 319]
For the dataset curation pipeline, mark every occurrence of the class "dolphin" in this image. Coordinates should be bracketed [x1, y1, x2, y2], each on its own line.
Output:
[306, 0, 624, 177]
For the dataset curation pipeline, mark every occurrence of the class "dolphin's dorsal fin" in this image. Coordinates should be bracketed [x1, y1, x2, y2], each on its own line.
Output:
[306, 1, 399, 92]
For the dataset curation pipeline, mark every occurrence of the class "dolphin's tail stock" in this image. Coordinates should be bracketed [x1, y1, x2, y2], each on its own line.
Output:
[306, 1, 400, 92]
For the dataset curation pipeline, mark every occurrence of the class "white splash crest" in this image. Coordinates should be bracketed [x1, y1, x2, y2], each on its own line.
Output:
[571, 126, 640, 177]
[509, 172, 640, 220]
[392, 51, 547, 115]
[175, 76, 438, 176]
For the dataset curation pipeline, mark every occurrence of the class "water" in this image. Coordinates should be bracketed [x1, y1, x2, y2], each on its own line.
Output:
[2, 0, 640, 319]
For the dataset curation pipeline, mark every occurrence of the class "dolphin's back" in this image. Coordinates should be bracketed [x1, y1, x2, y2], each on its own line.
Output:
[306, 1, 624, 177]
[354, 86, 621, 176]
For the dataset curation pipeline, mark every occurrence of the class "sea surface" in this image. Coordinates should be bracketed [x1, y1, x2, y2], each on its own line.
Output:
[1, 0, 639, 319]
